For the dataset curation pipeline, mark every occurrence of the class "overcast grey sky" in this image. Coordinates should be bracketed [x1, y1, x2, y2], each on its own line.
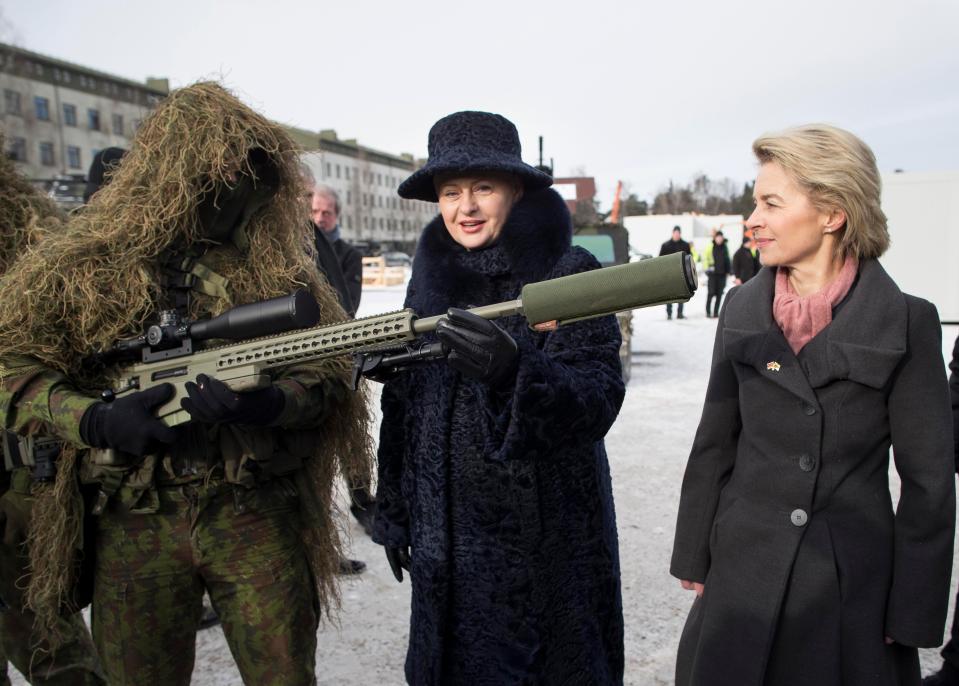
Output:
[3, 0, 958, 208]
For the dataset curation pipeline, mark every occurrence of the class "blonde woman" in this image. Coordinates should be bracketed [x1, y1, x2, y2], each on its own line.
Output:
[670, 124, 954, 685]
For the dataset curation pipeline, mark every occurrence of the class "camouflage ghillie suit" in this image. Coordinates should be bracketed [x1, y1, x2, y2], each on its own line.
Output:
[0, 85, 372, 685]
[0, 137, 105, 684]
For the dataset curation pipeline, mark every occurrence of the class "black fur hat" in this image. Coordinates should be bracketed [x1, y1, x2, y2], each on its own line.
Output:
[398, 111, 553, 202]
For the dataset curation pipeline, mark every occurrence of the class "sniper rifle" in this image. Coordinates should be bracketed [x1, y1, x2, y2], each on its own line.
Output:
[96, 251, 697, 432]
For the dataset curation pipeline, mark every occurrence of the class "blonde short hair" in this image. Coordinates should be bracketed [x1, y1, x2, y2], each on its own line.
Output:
[752, 124, 889, 259]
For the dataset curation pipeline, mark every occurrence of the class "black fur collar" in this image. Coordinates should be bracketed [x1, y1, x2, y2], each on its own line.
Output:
[406, 188, 571, 315]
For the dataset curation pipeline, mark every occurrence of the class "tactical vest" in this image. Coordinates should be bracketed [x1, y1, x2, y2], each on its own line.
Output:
[78, 246, 309, 514]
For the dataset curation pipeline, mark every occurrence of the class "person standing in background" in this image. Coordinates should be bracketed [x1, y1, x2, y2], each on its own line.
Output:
[660, 226, 692, 319]
[82, 147, 126, 204]
[310, 184, 378, 560]
[704, 231, 731, 317]
[312, 185, 362, 317]
[733, 234, 760, 285]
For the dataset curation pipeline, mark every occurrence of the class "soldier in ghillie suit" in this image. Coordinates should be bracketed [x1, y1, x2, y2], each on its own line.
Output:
[0, 136, 106, 684]
[0, 84, 373, 685]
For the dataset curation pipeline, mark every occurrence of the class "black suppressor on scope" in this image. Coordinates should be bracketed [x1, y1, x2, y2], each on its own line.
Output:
[189, 289, 321, 342]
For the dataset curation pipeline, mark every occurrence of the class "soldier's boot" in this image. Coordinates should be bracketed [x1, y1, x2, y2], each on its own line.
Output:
[198, 599, 220, 630]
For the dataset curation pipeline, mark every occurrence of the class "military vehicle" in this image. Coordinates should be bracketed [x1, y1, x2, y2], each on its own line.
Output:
[572, 223, 635, 382]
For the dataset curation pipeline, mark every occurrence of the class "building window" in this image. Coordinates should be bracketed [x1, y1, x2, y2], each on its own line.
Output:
[112, 113, 124, 135]
[379, 217, 384, 229]
[325, 162, 331, 176]
[62, 70, 71, 84]
[335, 164, 341, 179]
[4, 89, 21, 115]
[7, 137, 27, 162]
[378, 196, 382, 207]
[39, 142, 55, 167]
[345, 167, 350, 180]
[63, 103, 77, 126]
[346, 190, 351, 205]
[32, 62, 43, 76]
[34, 96, 50, 121]
[88, 108, 100, 131]
[67, 146, 81, 169]
[377, 173, 382, 185]
[346, 216, 352, 229]
[363, 216, 369, 229]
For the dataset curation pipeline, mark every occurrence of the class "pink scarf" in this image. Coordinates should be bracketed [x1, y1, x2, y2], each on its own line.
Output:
[773, 256, 859, 355]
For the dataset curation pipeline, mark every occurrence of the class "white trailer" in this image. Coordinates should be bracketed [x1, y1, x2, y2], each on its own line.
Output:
[880, 171, 959, 323]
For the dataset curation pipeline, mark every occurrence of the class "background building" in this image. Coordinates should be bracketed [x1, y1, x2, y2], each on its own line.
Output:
[0, 42, 168, 182]
[291, 127, 432, 253]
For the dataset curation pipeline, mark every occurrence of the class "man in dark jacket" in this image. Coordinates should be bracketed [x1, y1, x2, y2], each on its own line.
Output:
[923, 332, 959, 686]
[659, 226, 691, 319]
[309, 184, 376, 562]
[732, 235, 760, 285]
[311, 185, 362, 315]
[705, 231, 731, 318]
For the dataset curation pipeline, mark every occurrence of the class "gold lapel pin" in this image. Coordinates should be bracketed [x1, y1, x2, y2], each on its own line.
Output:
[766, 361, 781, 372]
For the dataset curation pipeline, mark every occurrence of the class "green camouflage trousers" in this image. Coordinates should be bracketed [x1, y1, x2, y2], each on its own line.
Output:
[0, 474, 105, 685]
[92, 477, 319, 686]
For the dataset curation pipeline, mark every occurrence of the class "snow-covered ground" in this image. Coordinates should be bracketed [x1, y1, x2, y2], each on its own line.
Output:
[11, 285, 959, 685]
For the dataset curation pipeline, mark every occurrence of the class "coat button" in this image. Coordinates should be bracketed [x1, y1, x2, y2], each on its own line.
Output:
[802, 403, 817, 416]
[790, 509, 808, 527]
[799, 454, 816, 472]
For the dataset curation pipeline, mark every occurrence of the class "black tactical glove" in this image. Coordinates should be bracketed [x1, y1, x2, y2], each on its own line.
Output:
[181, 374, 285, 426]
[385, 545, 411, 583]
[435, 307, 519, 388]
[80, 384, 177, 457]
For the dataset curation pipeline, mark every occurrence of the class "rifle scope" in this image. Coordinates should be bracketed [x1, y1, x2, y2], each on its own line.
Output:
[187, 289, 321, 342]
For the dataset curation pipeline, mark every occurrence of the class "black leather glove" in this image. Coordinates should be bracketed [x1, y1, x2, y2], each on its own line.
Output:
[435, 307, 519, 388]
[80, 384, 177, 457]
[385, 545, 411, 583]
[181, 374, 285, 426]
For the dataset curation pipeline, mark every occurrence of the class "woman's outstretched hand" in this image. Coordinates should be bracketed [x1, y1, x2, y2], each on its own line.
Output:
[680, 580, 705, 597]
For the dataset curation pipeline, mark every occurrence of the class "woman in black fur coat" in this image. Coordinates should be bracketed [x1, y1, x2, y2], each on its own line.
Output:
[372, 111, 626, 685]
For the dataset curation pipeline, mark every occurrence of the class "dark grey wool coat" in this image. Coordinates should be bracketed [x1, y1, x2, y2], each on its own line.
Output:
[671, 259, 955, 686]
[373, 188, 626, 685]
